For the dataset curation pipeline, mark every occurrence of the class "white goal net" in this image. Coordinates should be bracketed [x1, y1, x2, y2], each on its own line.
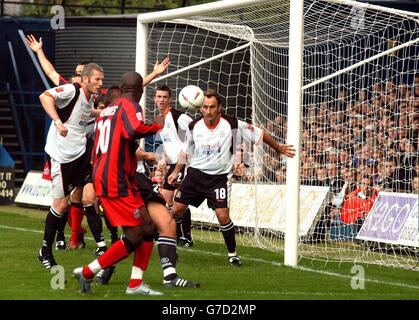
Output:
[138, 0, 419, 270]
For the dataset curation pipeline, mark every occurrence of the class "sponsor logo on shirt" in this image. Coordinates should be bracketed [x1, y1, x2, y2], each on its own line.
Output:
[55, 87, 64, 92]
[78, 114, 91, 126]
[162, 135, 171, 143]
[202, 143, 221, 156]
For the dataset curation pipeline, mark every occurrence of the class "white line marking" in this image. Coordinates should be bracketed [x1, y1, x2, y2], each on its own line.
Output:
[179, 249, 419, 291]
[1, 224, 418, 291]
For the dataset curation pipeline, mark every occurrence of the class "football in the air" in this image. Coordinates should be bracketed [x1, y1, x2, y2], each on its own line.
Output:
[178, 85, 204, 110]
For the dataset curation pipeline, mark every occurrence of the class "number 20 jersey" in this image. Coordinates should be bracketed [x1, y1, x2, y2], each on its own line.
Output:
[92, 97, 162, 197]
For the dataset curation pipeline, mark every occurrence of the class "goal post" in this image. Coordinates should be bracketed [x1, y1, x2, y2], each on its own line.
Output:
[284, 0, 304, 267]
[136, 0, 419, 270]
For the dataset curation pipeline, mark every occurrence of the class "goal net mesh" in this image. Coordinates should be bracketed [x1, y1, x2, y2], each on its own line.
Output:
[141, 0, 419, 270]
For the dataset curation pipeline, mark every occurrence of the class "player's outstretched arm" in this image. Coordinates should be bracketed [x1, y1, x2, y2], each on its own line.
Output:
[26, 34, 60, 86]
[263, 131, 296, 158]
[142, 57, 170, 87]
[39, 92, 68, 136]
[136, 148, 157, 163]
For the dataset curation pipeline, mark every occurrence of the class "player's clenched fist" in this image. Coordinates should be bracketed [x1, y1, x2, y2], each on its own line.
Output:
[54, 119, 68, 137]
[57, 123, 68, 137]
[167, 171, 178, 185]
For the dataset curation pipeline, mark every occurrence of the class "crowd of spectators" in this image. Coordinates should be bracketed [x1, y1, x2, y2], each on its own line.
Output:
[233, 75, 418, 234]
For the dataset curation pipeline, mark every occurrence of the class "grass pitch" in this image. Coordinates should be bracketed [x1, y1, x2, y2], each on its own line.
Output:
[0, 204, 418, 300]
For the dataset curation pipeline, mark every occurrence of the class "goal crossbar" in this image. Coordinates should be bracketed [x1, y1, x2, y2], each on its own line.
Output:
[150, 42, 251, 85]
[137, 0, 268, 24]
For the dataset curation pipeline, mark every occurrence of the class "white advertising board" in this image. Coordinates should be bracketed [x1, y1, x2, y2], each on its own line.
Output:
[14, 171, 52, 208]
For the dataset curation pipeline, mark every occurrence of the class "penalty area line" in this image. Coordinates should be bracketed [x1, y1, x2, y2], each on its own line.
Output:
[179, 248, 419, 291]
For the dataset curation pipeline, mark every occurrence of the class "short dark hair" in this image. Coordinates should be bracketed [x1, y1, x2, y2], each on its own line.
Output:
[204, 88, 222, 105]
[94, 93, 105, 109]
[78, 61, 92, 66]
[81, 63, 104, 78]
[361, 175, 373, 184]
[104, 85, 121, 107]
[155, 85, 171, 97]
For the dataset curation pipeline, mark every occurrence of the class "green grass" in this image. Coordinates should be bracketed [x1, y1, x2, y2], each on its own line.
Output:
[0, 204, 418, 300]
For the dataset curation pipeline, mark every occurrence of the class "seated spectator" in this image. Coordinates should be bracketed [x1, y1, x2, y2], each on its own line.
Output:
[263, 153, 279, 182]
[377, 158, 397, 191]
[330, 168, 357, 220]
[339, 175, 379, 232]
[151, 169, 164, 193]
[412, 176, 419, 194]
[365, 161, 380, 188]
[398, 84, 411, 100]
[340, 167, 358, 195]
[325, 147, 339, 164]
[356, 163, 368, 182]
[352, 126, 364, 144]
[326, 163, 344, 194]
[233, 163, 245, 178]
[275, 166, 286, 184]
[315, 166, 329, 186]
[301, 162, 318, 186]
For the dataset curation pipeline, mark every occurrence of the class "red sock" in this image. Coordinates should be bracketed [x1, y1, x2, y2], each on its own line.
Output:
[127, 241, 153, 288]
[70, 203, 84, 243]
[134, 240, 154, 271]
[128, 279, 143, 288]
[82, 265, 95, 279]
[97, 239, 130, 269]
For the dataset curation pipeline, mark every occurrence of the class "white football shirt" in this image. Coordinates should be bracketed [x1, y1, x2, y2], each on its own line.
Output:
[183, 114, 263, 175]
[160, 109, 192, 164]
[44, 84, 94, 163]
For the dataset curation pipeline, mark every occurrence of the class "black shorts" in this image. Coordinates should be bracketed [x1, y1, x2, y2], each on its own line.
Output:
[163, 164, 186, 191]
[136, 173, 166, 206]
[84, 168, 93, 185]
[50, 150, 90, 198]
[175, 167, 230, 210]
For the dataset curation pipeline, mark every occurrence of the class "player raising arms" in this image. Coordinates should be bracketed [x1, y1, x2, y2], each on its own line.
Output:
[37, 63, 104, 269]
[25, 34, 169, 87]
[168, 89, 296, 266]
[27, 34, 170, 253]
